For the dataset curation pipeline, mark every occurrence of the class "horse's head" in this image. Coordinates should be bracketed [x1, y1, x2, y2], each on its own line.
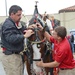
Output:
[28, 16, 45, 42]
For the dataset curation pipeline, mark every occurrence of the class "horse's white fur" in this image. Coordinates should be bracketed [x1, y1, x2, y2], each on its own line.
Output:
[32, 44, 41, 59]
[24, 39, 43, 74]
[32, 44, 42, 73]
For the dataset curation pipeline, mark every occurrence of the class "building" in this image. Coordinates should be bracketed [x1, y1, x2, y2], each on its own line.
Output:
[59, 5, 75, 33]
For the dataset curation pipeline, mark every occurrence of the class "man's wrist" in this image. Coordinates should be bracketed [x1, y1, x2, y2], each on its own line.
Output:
[42, 63, 45, 67]
[44, 31, 47, 36]
[24, 35, 27, 38]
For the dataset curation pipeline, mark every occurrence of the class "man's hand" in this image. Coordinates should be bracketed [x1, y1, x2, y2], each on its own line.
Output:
[36, 60, 44, 67]
[24, 29, 34, 38]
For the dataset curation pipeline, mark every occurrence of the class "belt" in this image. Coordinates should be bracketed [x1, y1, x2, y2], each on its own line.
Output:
[60, 68, 72, 70]
[12, 52, 19, 54]
[3, 50, 19, 55]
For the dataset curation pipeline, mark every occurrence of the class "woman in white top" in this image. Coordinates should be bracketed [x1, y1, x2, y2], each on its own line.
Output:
[43, 14, 53, 34]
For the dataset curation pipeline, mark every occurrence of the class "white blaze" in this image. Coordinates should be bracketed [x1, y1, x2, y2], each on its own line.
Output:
[32, 44, 42, 73]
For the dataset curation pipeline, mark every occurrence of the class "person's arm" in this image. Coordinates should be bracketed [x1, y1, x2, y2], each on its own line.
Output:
[44, 31, 51, 42]
[37, 23, 52, 42]
[36, 60, 60, 68]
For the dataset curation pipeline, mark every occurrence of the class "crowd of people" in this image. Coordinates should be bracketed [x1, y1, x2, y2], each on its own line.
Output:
[1, 5, 75, 75]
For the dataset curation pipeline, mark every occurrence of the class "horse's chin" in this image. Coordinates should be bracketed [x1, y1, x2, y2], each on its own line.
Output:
[33, 62, 45, 75]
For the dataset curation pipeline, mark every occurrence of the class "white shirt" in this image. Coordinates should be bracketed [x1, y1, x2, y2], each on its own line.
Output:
[46, 19, 53, 30]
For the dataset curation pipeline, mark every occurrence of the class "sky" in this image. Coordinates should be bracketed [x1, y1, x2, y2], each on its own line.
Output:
[0, 0, 75, 16]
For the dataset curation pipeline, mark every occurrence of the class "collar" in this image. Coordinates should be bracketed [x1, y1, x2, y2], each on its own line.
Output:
[15, 22, 22, 29]
[8, 17, 22, 29]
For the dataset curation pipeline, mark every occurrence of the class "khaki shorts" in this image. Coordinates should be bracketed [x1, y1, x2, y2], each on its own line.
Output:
[58, 68, 75, 75]
[2, 53, 24, 75]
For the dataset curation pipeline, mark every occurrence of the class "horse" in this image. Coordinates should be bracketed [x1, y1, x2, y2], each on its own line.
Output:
[23, 2, 55, 75]
[24, 17, 51, 75]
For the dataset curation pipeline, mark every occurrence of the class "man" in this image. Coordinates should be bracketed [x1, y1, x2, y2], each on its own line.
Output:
[1, 5, 35, 75]
[36, 24, 75, 75]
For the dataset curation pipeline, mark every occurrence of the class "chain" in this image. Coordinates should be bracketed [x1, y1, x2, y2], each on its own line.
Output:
[30, 64, 36, 75]
[46, 41, 52, 53]
[41, 67, 47, 75]
[30, 65, 47, 75]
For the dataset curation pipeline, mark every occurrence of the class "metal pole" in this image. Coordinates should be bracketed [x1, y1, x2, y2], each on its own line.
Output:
[35, 1, 38, 5]
[5, 0, 7, 16]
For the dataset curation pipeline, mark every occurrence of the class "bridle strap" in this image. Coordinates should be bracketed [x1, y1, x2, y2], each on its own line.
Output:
[28, 37, 46, 44]
[33, 59, 41, 61]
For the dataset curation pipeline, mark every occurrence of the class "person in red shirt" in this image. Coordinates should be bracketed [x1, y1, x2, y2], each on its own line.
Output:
[36, 24, 75, 75]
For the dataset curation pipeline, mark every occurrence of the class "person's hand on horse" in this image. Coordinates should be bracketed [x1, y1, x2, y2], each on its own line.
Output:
[24, 29, 34, 38]
[36, 60, 44, 67]
[36, 23, 43, 30]
[28, 24, 37, 29]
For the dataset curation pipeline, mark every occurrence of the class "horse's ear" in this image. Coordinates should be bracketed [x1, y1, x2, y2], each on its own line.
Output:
[29, 17, 35, 25]
[37, 18, 45, 27]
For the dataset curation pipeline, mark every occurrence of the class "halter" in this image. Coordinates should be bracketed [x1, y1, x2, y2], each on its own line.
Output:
[28, 36, 46, 44]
